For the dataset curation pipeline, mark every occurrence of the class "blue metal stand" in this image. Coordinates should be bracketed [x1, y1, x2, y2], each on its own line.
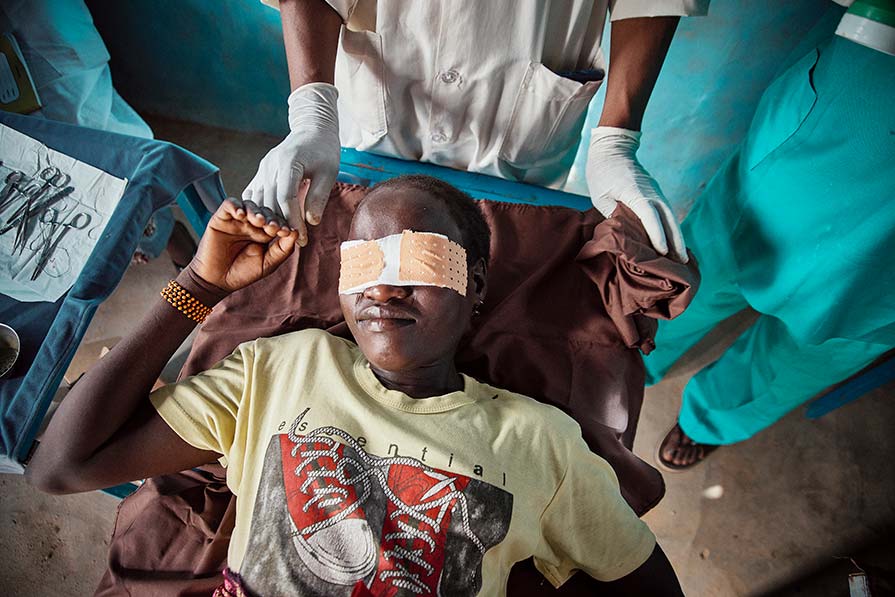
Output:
[806, 355, 895, 419]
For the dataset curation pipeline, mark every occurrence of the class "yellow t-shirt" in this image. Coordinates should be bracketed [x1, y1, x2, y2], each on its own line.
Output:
[151, 329, 655, 595]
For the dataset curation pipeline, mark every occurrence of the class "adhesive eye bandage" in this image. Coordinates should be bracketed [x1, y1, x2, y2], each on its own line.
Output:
[339, 230, 468, 296]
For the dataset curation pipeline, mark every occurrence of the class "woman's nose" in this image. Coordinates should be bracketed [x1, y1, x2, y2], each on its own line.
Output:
[363, 284, 410, 302]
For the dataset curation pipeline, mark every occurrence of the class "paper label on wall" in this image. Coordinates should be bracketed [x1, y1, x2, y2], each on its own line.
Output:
[0, 124, 127, 303]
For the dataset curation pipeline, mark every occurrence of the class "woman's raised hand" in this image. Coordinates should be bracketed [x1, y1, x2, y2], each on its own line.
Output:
[189, 198, 300, 293]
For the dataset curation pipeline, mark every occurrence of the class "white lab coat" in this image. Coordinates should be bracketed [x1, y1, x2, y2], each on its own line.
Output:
[263, 0, 708, 187]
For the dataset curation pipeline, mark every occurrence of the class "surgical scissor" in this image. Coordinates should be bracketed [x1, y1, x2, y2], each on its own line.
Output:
[31, 209, 92, 280]
[0, 171, 25, 214]
[0, 167, 75, 253]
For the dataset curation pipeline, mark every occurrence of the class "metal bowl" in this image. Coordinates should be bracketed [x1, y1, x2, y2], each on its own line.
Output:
[0, 323, 20, 378]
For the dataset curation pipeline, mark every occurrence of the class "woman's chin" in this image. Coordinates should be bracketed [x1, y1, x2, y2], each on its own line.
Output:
[358, 339, 415, 373]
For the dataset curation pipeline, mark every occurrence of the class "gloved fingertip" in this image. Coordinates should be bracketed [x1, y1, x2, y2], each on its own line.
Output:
[651, 236, 669, 256]
[642, 221, 670, 257]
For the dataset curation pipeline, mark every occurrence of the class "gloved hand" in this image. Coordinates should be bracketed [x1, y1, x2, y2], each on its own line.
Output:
[242, 82, 340, 245]
[586, 126, 688, 263]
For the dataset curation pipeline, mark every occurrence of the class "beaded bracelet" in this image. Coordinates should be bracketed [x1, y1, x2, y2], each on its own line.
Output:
[160, 280, 214, 324]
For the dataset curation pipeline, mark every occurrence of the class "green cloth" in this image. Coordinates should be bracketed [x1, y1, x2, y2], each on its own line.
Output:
[644, 35, 895, 444]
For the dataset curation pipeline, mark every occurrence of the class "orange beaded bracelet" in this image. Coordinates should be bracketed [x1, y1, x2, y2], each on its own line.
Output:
[160, 280, 214, 324]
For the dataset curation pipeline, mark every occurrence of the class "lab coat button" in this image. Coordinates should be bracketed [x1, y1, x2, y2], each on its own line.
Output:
[440, 70, 459, 84]
[431, 132, 448, 143]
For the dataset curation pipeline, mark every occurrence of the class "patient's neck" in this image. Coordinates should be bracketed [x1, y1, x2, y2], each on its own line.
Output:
[371, 360, 463, 399]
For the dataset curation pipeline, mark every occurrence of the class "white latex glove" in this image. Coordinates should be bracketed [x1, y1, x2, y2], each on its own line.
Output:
[242, 82, 340, 244]
[586, 126, 688, 263]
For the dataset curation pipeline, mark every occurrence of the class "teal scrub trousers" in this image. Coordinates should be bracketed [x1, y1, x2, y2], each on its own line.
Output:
[643, 35, 895, 445]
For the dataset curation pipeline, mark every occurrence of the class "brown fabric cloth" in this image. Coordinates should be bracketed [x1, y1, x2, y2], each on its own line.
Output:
[97, 182, 699, 596]
[96, 468, 236, 597]
[578, 202, 699, 355]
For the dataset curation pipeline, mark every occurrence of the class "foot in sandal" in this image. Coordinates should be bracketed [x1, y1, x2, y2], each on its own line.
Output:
[656, 423, 718, 472]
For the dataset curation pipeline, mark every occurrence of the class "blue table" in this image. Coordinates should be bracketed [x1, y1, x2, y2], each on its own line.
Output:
[0, 111, 224, 472]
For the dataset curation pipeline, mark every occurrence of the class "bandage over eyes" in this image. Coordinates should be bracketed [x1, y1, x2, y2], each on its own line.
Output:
[339, 230, 468, 296]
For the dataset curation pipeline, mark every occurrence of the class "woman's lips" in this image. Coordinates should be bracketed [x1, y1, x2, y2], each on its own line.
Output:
[356, 306, 417, 331]
[358, 317, 415, 332]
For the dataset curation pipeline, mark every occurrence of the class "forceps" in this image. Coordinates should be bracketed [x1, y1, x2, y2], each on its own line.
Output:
[20, 167, 72, 220]
[0, 167, 74, 253]
[0, 184, 75, 232]
[30, 167, 71, 200]
[1, 166, 67, 213]
[31, 209, 92, 280]
[0, 171, 26, 213]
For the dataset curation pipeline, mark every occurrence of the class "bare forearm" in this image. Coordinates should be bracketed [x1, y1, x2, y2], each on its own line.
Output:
[28, 198, 300, 492]
[27, 268, 227, 489]
[280, 0, 342, 90]
[599, 17, 679, 131]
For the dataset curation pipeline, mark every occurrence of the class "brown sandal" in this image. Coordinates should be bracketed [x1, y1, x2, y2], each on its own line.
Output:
[656, 423, 718, 472]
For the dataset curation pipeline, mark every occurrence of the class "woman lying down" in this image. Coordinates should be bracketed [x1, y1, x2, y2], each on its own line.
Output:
[27, 175, 683, 596]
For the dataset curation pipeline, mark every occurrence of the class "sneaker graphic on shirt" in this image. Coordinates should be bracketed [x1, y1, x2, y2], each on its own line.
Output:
[369, 464, 477, 596]
[281, 417, 378, 586]
[244, 409, 514, 596]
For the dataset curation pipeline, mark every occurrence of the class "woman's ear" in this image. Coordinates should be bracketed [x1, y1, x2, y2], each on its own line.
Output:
[470, 258, 487, 305]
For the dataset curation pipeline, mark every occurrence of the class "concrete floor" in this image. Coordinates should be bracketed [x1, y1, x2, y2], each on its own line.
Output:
[1, 115, 893, 596]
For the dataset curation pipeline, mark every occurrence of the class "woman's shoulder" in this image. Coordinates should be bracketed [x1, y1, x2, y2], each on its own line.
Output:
[470, 378, 582, 435]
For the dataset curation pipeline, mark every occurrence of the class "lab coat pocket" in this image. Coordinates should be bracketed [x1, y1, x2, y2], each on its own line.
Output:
[743, 49, 820, 171]
[498, 62, 601, 170]
[335, 28, 388, 146]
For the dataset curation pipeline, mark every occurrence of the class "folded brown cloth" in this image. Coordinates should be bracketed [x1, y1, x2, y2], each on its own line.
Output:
[97, 183, 699, 596]
[578, 203, 699, 355]
[96, 468, 236, 597]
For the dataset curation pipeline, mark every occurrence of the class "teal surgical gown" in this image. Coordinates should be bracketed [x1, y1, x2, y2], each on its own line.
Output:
[643, 34, 895, 445]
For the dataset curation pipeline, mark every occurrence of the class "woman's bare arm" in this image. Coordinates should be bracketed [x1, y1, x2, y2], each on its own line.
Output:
[26, 200, 299, 493]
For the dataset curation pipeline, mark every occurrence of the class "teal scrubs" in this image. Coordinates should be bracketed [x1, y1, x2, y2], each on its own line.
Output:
[644, 35, 895, 445]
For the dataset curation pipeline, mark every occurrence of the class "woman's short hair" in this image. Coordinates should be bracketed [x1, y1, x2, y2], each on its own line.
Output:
[363, 175, 491, 266]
